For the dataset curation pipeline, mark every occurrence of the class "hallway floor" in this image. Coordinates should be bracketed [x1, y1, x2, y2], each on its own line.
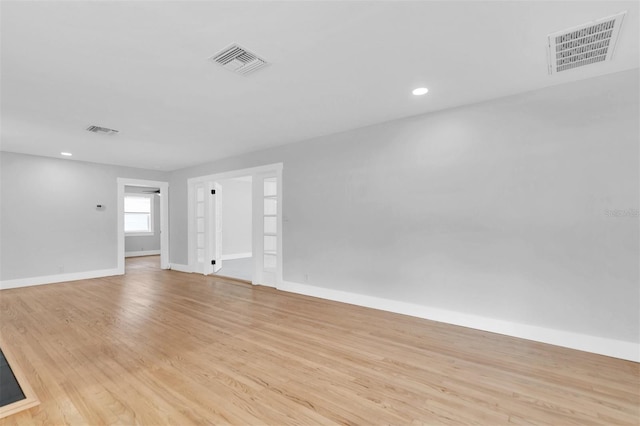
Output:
[214, 257, 252, 282]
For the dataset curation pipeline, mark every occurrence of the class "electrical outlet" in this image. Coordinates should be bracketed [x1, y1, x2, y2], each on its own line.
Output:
[58, 265, 64, 273]
[304, 273, 309, 283]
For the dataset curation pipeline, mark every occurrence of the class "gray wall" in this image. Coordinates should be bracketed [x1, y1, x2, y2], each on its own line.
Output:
[124, 185, 161, 254]
[0, 152, 167, 279]
[169, 69, 639, 343]
[219, 178, 252, 256]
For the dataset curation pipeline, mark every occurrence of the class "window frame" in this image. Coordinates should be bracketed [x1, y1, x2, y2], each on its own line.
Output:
[124, 193, 155, 236]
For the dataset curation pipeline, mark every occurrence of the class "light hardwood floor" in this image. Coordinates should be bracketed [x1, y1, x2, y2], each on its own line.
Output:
[0, 256, 638, 425]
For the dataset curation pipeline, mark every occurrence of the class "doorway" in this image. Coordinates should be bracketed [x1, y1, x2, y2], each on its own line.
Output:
[117, 178, 169, 275]
[122, 185, 162, 273]
[187, 164, 282, 287]
[213, 176, 253, 281]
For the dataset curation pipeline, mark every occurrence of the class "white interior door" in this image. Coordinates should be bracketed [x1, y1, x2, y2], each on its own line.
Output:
[211, 182, 222, 273]
[192, 181, 222, 275]
[194, 183, 207, 274]
[257, 174, 280, 287]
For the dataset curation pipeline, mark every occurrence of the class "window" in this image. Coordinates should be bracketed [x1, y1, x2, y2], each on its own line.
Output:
[124, 194, 154, 236]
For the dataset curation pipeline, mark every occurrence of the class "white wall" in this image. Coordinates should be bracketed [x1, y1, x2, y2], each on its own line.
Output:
[124, 185, 161, 255]
[0, 152, 167, 281]
[219, 178, 252, 257]
[169, 69, 639, 346]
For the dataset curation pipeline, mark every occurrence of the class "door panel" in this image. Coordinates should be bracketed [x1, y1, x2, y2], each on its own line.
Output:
[260, 175, 279, 286]
[211, 182, 222, 273]
[195, 184, 206, 271]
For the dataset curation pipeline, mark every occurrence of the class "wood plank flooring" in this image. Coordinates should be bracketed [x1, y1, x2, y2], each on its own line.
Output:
[0, 256, 638, 425]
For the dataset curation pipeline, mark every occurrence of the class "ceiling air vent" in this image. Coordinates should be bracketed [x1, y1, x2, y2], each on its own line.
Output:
[547, 11, 626, 74]
[209, 44, 268, 76]
[86, 125, 119, 135]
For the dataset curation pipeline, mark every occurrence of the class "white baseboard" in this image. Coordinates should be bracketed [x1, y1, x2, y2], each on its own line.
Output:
[170, 263, 193, 273]
[125, 250, 161, 258]
[1, 268, 121, 291]
[278, 281, 639, 363]
[221, 252, 252, 260]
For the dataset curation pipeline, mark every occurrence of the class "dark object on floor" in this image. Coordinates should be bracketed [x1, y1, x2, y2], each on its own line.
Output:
[0, 349, 25, 407]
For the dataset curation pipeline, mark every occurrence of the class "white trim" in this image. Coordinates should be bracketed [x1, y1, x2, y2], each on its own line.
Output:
[221, 252, 253, 260]
[278, 281, 640, 363]
[117, 178, 169, 273]
[170, 263, 193, 273]
[1, 269, 120, 290]
[187, 163, 283, 186]
[125, 250, 161, 258]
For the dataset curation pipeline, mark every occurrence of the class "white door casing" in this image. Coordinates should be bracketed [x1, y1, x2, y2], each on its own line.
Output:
[117, 178, 170, 274]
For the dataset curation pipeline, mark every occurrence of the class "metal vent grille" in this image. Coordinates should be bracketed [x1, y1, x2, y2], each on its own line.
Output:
[86, 125, 119, 134]
[210, 44, 268, 76]
[547, 11, 626, 74]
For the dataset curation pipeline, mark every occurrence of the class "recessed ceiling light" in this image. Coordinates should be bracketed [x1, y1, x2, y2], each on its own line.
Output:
[61, 152, 73, 156]
[412, 87, 429, 96]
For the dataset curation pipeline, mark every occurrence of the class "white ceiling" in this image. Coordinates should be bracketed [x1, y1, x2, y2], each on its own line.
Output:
[1, 1, 638, 171]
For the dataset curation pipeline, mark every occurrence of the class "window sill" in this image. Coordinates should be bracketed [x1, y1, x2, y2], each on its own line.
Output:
[125, 232, 155, 237]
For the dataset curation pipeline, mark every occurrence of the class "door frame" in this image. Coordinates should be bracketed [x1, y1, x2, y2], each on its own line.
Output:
[187, 163, 283, 286]
[117, 178, 170, 273]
